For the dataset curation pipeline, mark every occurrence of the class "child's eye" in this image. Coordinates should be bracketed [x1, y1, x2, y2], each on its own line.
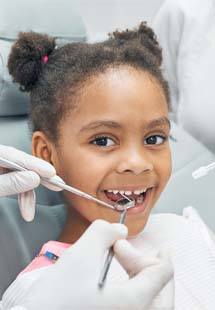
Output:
[91, 136, 115, 147]
[144, 135, 167, 145]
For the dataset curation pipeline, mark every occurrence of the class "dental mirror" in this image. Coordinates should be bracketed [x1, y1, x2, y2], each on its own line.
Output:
[114, 197, 135, 211]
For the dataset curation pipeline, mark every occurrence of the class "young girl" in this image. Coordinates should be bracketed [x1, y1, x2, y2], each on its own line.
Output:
[4, 22, 215, 309]
[8, 22, 172, 242]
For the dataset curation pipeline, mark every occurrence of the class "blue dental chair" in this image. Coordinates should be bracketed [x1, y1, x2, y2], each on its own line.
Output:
[0, 0, 87, 297]
[1, 0, 215, 300]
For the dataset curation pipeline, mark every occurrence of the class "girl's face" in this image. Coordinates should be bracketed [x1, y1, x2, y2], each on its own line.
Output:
[33, 67, 172, 239]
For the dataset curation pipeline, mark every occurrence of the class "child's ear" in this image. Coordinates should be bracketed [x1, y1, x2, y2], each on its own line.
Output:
[32, 131, 57, 168]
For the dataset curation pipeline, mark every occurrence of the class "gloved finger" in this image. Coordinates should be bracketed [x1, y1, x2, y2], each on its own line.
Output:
[0, 171, 40, 196]
[65, 220, 128, 257]
[0, 145, 56, 178]
[126, 248, 173, 304]
[41, 175, 64, 192]
[114, 239, 160, 277]
[18, 190, 36, 222]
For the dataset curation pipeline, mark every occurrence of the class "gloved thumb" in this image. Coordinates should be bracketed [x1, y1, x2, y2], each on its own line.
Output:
[114, 239, 160, 277]
[114, 240, 173, 307]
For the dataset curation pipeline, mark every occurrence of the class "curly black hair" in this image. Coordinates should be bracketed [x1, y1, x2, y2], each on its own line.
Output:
[8, 22, 170, 142]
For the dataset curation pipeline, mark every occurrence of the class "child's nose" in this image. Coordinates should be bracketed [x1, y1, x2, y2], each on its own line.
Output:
[116, 148, 154, 176]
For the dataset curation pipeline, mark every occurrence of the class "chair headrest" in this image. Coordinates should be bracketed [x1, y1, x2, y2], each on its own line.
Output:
[0, 0, 87, 116]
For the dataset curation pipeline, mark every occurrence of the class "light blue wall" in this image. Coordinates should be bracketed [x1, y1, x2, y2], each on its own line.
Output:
[76, 0, 163, 41]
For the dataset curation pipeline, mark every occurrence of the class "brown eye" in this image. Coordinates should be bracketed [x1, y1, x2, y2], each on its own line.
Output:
[144, 135, 166, 145]
[91, 136, 115, 147]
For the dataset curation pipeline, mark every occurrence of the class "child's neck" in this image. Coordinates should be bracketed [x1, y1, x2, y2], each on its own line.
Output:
[58, 206, 90, 244]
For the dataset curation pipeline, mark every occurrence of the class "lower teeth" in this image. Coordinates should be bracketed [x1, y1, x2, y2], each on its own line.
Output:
[136, 194, 144, 204]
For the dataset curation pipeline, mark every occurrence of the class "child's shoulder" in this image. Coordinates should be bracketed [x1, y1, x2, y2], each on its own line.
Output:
[20, 240, 70, 275]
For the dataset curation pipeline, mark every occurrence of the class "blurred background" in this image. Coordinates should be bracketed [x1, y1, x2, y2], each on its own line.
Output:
[76, 0, 163, 41]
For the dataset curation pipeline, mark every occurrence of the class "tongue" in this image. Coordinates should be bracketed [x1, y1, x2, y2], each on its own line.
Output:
[105, 192, 123, 202]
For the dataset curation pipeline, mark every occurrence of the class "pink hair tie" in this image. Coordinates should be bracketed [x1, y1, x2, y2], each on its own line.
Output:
[42, 55, 49, 64]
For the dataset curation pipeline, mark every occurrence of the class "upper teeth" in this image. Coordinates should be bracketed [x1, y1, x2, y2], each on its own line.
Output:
[107, 188, 147, 195]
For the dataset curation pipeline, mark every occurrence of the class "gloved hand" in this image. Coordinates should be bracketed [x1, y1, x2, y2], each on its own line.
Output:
[15, 220, 173, 310]
[113, 239, 173, 309]
[0, 144, 62, 221]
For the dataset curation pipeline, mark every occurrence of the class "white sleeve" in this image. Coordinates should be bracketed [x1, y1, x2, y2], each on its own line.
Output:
[153, 0, 215, 153]
[0, 268, 48, 310]
[153, 0, 185, 121]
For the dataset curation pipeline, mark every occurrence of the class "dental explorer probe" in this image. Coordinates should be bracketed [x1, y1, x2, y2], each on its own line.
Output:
[192, 161, 215, 179]
[98, 194, 135, 288]
[0, 156, 134, 211]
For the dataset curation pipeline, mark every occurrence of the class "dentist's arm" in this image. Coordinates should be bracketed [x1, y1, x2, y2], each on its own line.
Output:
[0, 144, 61, 221]
[1, 220, 173, 310]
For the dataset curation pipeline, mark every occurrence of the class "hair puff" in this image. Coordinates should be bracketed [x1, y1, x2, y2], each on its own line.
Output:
[110, 22, 162, 66]
[8, 31, 56, 92]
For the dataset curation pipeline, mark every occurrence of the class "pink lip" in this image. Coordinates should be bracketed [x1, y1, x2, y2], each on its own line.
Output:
[126, 188, 153, 215]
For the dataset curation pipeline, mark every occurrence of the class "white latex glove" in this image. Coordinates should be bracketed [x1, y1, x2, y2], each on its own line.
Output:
[0, 145, 62, 221]
[11, 220, 173, 310]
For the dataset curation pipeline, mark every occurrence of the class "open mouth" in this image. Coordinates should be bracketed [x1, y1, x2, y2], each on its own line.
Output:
[103, 188, 149, 208]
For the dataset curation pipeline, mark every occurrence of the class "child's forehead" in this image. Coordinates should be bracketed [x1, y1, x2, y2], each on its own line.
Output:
[67, 96, 169, 136]
[65, 66, 169, 128]
[84, 66, 155, 86]
[80, 66, 166, 103]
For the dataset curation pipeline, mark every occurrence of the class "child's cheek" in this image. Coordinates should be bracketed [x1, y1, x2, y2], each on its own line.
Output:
[159, 146, 172, 183]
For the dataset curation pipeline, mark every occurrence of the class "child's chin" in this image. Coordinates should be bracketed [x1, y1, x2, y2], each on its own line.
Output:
[127, 226, 145, 237]
[126, 207, 153, 236]
[126, 219, 149, 236]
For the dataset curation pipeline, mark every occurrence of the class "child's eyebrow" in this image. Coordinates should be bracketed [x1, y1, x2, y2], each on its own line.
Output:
[145, 117, 171, 130]
[79, 121, 121, 133]
[79, 117, 170, 134]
